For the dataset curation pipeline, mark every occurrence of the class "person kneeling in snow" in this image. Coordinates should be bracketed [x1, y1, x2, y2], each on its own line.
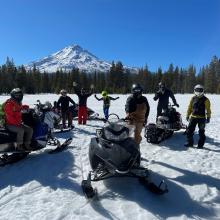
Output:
[185, 84, 211, 149]
[4, 88, 33, 151]
[94, 91, 119, 119]
[125, 84, 150, 145]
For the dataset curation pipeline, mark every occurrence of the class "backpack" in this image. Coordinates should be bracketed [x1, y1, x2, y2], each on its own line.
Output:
[0, 103, 5, 127]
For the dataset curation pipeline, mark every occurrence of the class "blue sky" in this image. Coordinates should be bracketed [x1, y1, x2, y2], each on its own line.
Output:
[0, 0, 220, 72]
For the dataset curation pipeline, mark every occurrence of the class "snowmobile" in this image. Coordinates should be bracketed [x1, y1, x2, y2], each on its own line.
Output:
[53, 101, 101, 123]
[81, 117, 168, 198]
[145, 104, 186, 144]
[0, 102, 72, 166]
[35, 100, 74, 133]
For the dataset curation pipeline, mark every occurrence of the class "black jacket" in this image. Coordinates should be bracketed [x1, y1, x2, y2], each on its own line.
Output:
[57, 96, 76, 112]
[153, 89, 177, 108]
[125, 95, 150, 120]
[74, 87, 93, 106]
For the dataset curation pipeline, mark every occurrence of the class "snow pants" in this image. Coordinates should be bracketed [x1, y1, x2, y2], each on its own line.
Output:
[186, 118, 206, 148]
[103, 106, 109, 119]
[61, 110, 73, 128]
[6, 124, 33, 148]
[78, 106, 88, 125]
[157, 105, 168, 118]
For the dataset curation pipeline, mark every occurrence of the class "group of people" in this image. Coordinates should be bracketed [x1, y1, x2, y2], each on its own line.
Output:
[1, 81, 211, 151]
[55, 82, 120, 127]
[125, 82, 211, 149]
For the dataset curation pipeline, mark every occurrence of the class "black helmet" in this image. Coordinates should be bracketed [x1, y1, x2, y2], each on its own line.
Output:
[131, 83, 143, 95]
[10, 88, 23, 103]
[158, 82, 166, 92]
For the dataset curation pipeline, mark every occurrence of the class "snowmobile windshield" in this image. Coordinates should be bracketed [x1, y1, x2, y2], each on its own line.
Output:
[103, 121, 134, 142]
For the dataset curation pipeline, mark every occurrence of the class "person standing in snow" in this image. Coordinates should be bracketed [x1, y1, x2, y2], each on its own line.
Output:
[153, 82, 179, 118]
[73, 82, 94, 125]
[57, 89, 76, 128]
[94, 91, 119, 119]
[185, 84, 211, 149]
[125, 83, 150, 145]
[4, 88, 33, 150]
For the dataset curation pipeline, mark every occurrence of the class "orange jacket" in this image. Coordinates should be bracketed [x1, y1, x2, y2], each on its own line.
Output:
[4, 99, 22, 126]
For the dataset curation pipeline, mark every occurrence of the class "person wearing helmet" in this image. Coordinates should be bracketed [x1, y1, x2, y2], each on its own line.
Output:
[57, 89, 76, 128]
[3, 88, 33, 150]
[125, 83, 150, 145]
[185, 84, 211, 148]
[73, 82, 94, 125]
[94, 91, 119, 119]
[153, 82, 179, 118]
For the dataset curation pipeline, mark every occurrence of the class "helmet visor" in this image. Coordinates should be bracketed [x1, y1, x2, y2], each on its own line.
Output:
[194, 88, 204, 93]
[133, 88, 142, 93]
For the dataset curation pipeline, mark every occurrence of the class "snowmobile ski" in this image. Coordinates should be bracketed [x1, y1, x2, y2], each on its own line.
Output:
[0, 153, 29, 167]
[48, 138, 72, 154]
[0, 143, 45, 154]
[53, 126, 74, 134]
[139, 177, 168, 195]
[81, 179, 97, 199]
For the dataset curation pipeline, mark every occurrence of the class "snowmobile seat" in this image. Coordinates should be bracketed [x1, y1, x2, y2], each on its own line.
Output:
[0, 128, 17, 144]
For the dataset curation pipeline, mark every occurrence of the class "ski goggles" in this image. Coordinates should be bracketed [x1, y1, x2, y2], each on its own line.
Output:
[194, 88, 204, 93]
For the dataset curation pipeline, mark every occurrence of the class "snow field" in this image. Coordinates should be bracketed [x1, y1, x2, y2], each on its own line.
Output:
[0, 94, 219, 220]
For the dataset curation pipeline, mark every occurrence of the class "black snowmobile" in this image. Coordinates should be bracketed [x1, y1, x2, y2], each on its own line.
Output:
[53, 101, 101, 123]
[0, 103, 72, 166]
[81, 117, 168, 198]
[145, 104, 186, 144]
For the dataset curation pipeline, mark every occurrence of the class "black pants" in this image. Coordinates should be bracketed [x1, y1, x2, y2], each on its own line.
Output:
[157, 105, 168, 118]
[186, 118, 206, 147]
[61, 110, 73, 128]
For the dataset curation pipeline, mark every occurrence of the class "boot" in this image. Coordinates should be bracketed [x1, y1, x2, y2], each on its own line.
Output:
[184, 142, 193, 148]
[16, 143, 25, 151]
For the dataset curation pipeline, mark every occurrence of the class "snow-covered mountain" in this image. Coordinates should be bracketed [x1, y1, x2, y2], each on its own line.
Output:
[25, 45, 137, 73]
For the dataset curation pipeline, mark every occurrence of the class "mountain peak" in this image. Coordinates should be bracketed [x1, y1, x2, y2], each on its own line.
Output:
[25, 44, 137, 73]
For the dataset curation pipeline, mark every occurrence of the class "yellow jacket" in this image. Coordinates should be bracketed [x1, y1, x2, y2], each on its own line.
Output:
[187, 95, 211, 119]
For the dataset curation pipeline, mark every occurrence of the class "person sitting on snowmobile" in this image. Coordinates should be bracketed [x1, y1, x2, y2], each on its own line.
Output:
[73, 82, 94, 125]
[185, 84, 211, 149]
[125, 83, 150, 145]
[57, 89, 76, 128]
[3, 88, 33, 151]
[153, 82, 179, 118]
[94, 91, 119, 119]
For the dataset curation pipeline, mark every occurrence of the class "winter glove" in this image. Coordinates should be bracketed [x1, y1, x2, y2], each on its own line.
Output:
[206, 117, 210, 123]
[72, 81, 77, 87]
[143, 119, 147, 126]
[125, 114, 133, 122]
[175, 103, 179, 108]
[153, 91, 161, 100]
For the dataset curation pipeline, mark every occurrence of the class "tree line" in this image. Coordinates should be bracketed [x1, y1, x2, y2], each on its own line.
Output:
[0, 56, 220, 94]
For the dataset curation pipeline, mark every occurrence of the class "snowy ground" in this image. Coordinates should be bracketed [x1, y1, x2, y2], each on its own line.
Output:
[0, 94, 219, 220]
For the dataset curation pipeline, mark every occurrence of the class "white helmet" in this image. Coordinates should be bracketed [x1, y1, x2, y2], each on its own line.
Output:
[194, 84, 204, 97]
[60, 89, 67, 96]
